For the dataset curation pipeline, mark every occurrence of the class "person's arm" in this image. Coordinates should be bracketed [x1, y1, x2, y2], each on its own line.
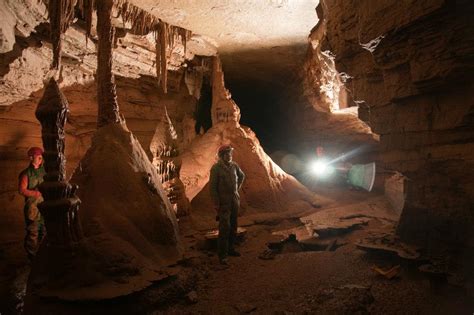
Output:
[236, 165, 245, 191]
[18, 174, 41, 198]
[209, 165, 220, 212]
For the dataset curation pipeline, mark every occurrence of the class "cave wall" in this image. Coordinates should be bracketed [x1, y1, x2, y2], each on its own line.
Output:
[286, 8, 378, 166]
[316, 0, 474, 251]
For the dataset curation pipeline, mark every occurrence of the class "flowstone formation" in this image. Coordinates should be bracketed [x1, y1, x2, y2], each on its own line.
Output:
[211, 56, 241, 125]
[150, 107, 190, 217]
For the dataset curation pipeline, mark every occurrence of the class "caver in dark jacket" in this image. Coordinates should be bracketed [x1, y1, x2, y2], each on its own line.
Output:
[209, 145, 245, 264]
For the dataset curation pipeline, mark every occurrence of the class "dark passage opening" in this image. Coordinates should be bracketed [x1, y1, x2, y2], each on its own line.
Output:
[221, 45, 307, 154]
[194, 76, 213, 134]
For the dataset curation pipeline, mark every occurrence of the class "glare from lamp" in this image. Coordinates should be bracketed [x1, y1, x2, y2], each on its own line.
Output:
[309, 159, 334, 177]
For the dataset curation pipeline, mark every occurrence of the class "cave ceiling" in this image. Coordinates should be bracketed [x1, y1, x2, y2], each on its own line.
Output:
[128, 0, 319, 87]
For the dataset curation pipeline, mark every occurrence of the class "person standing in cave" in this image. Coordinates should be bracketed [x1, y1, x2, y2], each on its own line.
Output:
[18, 147, 46, 261]
[209, 144, 245, 265]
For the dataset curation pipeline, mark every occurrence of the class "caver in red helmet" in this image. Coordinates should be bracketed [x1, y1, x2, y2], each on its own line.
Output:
[217, 144, 233, 156]
[27, 147, 44, 157]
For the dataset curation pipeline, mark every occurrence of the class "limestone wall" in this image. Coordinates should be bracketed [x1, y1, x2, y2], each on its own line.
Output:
[317, 0, 474, 250]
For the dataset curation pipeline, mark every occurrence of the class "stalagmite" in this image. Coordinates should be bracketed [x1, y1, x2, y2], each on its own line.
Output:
[35, 78, 83, 247]
[211, 56, 241, 125]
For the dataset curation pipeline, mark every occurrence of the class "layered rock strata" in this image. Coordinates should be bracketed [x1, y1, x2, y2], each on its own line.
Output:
[315, 0, 474, 251]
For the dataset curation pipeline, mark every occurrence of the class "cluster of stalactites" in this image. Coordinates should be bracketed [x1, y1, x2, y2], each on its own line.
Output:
[156, 158, 180, 184]
[155, 22, 192, 94]
[78, 0, 192, 94]
[50, 0, 192, 93]
[150, 108, 181, 185]
[154, 138, 183, 198]
[48, 0, 76, 70]
[184, 56, 212, 98]
[76, 0, 95, 42]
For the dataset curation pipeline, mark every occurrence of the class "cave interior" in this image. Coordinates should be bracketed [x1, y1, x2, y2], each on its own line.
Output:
[0, 0, 473, 313]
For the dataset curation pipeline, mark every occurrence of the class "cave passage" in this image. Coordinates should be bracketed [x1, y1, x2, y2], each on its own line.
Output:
[221, 45, 307, 154]
[226, 79, 284, 152]
[1, 0, 473, 314]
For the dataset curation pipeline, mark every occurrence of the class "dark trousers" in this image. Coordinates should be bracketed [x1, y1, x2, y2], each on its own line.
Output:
[23, 202, 45, 260]
[218, 197, 239, 260]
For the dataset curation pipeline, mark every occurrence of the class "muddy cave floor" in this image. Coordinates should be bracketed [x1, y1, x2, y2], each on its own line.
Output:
[1, 185, 473, 314]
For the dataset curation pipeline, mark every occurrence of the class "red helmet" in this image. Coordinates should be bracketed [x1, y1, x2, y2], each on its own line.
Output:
[27, 147, 44, 157]
[316, 146, 324, 157]
[217, 144, 233, 156]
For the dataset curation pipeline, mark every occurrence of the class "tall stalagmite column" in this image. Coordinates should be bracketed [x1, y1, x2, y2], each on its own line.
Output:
[96, 0, 121, 127]
[35, 78, 83, 247]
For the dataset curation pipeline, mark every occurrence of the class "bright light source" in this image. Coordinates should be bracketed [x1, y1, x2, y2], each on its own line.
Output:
[309, 159, 334, 177]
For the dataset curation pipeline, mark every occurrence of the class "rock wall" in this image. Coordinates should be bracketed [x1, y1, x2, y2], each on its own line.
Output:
[286, 6, 378, 166]
[316, 0, 474, 251]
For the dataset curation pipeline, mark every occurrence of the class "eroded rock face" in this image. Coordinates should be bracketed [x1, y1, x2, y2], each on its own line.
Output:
[317, 0, 474, 250]
[284, 4, 378, 163]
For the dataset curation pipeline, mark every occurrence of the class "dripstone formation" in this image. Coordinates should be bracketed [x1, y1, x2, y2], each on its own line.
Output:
[35, 78, 83, 248]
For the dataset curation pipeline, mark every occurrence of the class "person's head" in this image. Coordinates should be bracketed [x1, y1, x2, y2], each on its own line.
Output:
[218, 145, 234, 163]
[316, 146, 325, 158]
[27, 147, 44, 168]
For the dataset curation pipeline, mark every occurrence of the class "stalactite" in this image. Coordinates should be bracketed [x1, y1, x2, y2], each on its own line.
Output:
[181, 29, 192, 57]
[48, 0, 76, 69]
[76, 0, 192, 94]
[96, 0, 121, 127]
[155, 29, 162, 86]
[157, 21, 169, 93]
[115, 0, 159, 34]
[76, 0, 95, 42]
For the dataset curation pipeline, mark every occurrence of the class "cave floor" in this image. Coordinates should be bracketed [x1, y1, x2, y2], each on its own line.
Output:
[159, 186, 472, 314]
[1, 186, 472, 314]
